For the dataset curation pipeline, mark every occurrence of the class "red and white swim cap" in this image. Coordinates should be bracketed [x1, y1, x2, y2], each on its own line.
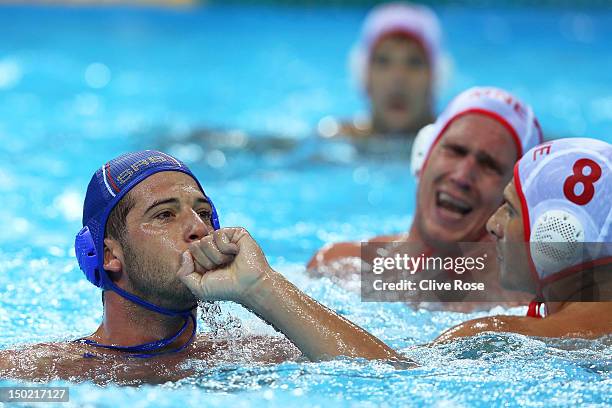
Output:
[515, 137, 612, 284]
[411, 86, 544, 178]
[350, 2, 442, 88]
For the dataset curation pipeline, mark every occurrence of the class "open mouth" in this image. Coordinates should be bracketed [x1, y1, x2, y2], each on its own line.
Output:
[436, 191, 473, 216]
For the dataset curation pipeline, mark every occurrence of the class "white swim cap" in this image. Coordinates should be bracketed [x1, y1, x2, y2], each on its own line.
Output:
[350, 2, 442, 89]
[515, 137, 612, 285]
[411, 86, 544, 178]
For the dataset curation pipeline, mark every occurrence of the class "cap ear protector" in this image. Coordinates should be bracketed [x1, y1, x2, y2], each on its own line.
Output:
[75, 225, 101, 287]
[410, 123, 436, 179]
[529, 208, 586, 277]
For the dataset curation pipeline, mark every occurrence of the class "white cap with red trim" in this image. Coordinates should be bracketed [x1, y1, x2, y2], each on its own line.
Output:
[411, 86, 544, 178]
[515, 137, 612, 283]
[350, 2, 442, 89]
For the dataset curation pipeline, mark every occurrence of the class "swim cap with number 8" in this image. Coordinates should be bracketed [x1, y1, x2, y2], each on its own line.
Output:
[514, 137, 612, 283]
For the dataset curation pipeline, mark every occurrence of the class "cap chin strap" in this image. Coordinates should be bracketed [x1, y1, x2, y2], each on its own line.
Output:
[80, 280, 197, 359]
[526, 300, 547, 318]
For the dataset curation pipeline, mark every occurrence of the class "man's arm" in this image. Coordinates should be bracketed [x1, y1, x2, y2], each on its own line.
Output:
[434, 302, 612, 343]
[179, 228, 408, 363]
[241, 269, 400, 362]
[434, 315, 544, 343]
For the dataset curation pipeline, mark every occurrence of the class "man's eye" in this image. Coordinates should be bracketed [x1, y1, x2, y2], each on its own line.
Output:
[372, 55, 390, 67]
[484, 163, 502, 175]
[504, 203, 515, 217]
[198, 210, 211, 219]
[444, 145, 467, 156]
[406, 56, 426, 69]
[156, 211, 174, 220]
[478, 159, 504, 176]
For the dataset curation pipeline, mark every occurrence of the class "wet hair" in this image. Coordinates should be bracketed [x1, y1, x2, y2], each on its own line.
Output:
[105, 192, 135, 243]
[102, 192, 135, 304]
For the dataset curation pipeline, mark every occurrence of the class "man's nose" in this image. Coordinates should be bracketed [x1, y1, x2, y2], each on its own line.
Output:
[185, 210, 211, 242]
[390, 63, 410, 83]
[450, 156, 477, 191]
[486, 208, 504, 240]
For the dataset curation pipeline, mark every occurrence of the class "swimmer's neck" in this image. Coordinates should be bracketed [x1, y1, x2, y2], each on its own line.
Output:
[542, 263, 612, 315]
[87, 290, 196, 349]
[370, 111, 434, 137]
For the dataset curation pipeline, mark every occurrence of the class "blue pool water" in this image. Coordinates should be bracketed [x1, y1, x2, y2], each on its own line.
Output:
[0, 3, 611, 407]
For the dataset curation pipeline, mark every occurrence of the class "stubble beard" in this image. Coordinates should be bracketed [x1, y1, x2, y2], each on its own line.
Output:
[121, 240, 197, 310]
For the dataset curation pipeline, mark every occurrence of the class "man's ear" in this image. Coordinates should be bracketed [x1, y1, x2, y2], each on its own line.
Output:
[103, 238, 124, 280]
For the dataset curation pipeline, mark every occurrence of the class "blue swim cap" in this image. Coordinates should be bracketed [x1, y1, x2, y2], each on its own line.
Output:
[75, 150, 220, 289]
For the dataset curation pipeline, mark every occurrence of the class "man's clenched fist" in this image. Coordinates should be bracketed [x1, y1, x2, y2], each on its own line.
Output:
[177, 227, 274, 304]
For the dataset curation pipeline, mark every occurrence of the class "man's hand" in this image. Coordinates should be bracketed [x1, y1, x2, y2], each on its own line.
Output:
[178, 227, 405, 363]
[177, 227, 274, 303]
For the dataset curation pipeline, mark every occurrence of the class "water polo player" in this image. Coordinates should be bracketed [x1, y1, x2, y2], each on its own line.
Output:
[0, 150, 404, 383]
[435, 137, 611, 341]
[321, 2, 442, 138]
[309, 86, 543, 310]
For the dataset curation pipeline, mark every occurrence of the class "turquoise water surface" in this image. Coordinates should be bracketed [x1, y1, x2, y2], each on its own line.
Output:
[0, 3, 611, 407]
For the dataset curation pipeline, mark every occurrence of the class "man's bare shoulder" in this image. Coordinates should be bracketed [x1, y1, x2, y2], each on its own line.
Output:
[1, 340, 216, 384]
[0, 335, 301, 384]
[307, 241, 362, 270]
[1, 341, 86, 360]
[318, 120, 373, 139]
[307, 233, 405, 269]
[543, 302, 612, 338]
[0, 341, 91, 380]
